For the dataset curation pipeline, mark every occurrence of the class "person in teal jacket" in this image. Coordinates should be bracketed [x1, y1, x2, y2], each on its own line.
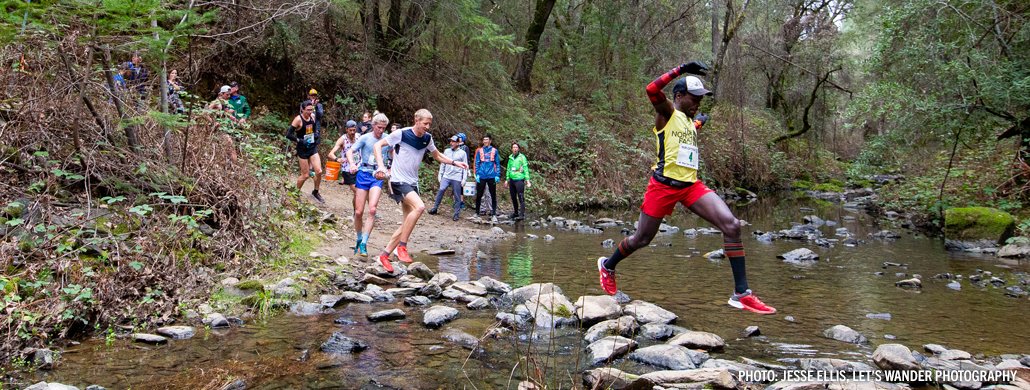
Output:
[504, 141, 531, 220]
[226, 82, 251, 122]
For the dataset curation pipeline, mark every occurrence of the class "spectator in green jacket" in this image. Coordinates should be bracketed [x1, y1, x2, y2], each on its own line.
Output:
[226, 81, 251, 122]
[504, 141, 531, 221]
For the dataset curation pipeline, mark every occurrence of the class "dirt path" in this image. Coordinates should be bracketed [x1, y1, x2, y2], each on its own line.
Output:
[299, 177, 504, 265]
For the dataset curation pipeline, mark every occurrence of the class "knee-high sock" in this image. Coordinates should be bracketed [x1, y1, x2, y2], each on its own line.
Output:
[724, 239, 749, 294]
[603, 239, 636, 270]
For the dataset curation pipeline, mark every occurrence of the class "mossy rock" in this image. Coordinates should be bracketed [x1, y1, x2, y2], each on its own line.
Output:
[829, 179, 845, 187]
[235, 279, 264, 291]
[945, 207, 1016, 244]
[552, 304, 573, 318]
[4, 201, 26, 218]
[811, 183, 844, 192]
[792, 180, 813, 190]
[857, 180, 875, 188]
[240, 294, 261, 307]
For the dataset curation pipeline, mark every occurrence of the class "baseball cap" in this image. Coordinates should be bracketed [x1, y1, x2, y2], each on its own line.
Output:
[219, 85, 231, 93]
[309, 89, 318, 95]
[229, 81, 239, 88]
[672, 76, 712, 96]
[449, 135, 461, 142]
[346, 120, 357, 128]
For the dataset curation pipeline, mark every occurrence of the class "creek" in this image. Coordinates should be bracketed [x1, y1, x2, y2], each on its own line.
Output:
[15, 194, 1030, 389]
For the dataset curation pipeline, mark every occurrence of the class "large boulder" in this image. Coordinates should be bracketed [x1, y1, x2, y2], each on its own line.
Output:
[778, 248, 820, 263]
[477, 276, 512, 294]
[944, 207, 1017, 245]
[629, 344, 709, 370]
[998, 244, 1030, 258]
[639, 368, 738, 389]
[585, 336, 637, 366]
[25, 383, 81, 390]
[407, 262, 435, 280]
[797, 358, 876, 372]
[524, 292, 578, 328]
[423, 306, 460, 328]
[640, 323, 689, 341]
[667, 331, 725, 350]
[367, 309, 406, 322]
[451, 281, 488, 296]
[574, 295, 621, 327]
[873, 344, 920, 371]
[622, 300, 677, 324]
[581, 368, 640, 390]
[701, 359, 765, 377]
[156, 326, 195, 340]
[823, 325, 867, 344]
[509, 283, 563, 304]
[320, 332, 368, 354]
[583, 316, 638, 343]
[427, 272, 458, 288]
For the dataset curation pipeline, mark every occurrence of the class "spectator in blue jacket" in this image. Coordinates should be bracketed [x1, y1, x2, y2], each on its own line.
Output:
[474, 133, 500, 221]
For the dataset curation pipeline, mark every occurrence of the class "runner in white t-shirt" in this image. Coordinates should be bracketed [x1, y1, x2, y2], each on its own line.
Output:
[371, 109, 469, 271]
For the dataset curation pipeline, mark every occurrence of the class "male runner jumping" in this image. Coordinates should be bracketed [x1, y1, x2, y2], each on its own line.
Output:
[597, 62, 776, 314]
[346, 113, 391, 256]
[285, 101, 325, 203]
[372, 109, 468, 271]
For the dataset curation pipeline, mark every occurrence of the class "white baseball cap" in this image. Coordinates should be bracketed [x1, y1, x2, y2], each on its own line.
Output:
[219, 85, 231, 93]
[673, 76, 712, 96]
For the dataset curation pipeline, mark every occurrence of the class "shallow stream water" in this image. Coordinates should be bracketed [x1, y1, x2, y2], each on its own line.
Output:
[15, 195, 1030, 389]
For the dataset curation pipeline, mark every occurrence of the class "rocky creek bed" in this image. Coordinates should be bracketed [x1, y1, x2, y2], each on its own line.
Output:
[8, 193, 1030, 389]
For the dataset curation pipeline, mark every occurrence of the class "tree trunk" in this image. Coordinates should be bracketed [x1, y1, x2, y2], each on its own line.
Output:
[512, 0, 558, 93]
[712, 0, 719, 58]
[768, 67, 835, 145]
[711, 0, 749, 100]
[57, 43, 108, 143]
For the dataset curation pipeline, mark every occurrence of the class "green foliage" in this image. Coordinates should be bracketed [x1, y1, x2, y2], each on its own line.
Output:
[235, 280, 264, 291]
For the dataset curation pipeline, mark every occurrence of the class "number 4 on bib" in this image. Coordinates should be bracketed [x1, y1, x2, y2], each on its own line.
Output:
[675, 144, 699, 170]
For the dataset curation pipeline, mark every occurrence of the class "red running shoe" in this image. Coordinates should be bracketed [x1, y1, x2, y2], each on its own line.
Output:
[597, 257, 618, 295]
[396, 246, 413, 263]
[378, 253, 394, 272]
[728, 289, 777, 314]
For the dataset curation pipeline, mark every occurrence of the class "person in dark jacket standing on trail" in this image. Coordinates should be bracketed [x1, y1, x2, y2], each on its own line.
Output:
[285, 101, 325, 203]
[504, 141, 531, 221]
[474, 134, 500, 222]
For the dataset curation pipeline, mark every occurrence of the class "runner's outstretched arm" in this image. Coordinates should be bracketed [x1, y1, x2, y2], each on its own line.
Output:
[647, 62, 709, 127]
[431, 150, 469, 169]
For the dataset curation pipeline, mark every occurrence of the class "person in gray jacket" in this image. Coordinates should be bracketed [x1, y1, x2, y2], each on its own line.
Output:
[428, 135, 469, 221]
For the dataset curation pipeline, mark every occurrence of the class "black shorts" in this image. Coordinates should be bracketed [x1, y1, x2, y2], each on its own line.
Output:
[297, 145, 318, 159]
[340, 171, 357, 185]
[389, 182, 419, 203]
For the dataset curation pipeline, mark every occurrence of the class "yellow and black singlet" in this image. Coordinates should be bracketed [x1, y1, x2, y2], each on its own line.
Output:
[653, 109, 699, 183]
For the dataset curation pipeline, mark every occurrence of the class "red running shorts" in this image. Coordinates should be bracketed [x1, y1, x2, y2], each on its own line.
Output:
[640, 177, 715, 218]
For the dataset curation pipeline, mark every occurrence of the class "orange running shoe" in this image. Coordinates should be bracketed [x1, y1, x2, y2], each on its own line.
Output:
[597, 257, 618, 295]
[396, 246, 413, 263]
[378, 253, 394, 272]
[728, 289, 777, 314]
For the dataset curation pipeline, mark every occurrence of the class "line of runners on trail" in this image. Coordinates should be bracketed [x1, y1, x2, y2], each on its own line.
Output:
[282, 62, 775, 315]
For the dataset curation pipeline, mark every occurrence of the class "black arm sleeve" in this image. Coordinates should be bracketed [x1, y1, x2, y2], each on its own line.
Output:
[285, 126, 298, 143]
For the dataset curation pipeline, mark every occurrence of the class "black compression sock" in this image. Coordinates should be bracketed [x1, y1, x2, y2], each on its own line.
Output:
[724, 239, 749, 294]
[603, 239, 634, 270]
[399, 241, 407, 247]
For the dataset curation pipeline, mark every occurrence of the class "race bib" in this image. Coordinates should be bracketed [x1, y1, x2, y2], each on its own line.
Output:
[675, 144, 699, 170]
